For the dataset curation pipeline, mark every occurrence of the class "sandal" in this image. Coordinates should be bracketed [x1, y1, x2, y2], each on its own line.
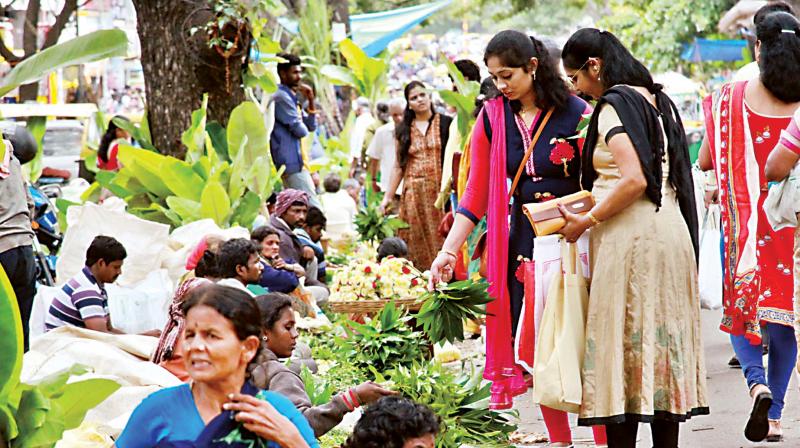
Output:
[766, 419, 783, 442]
[745, 384, 773, 442]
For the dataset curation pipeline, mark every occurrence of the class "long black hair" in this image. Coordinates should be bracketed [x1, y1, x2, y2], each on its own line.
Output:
[483, 30, 570, 114]
[561, 28, 658, 94]
[756, 11, 800, 103]
[98, 116, 129, 163]
[395, 80, 433, 168]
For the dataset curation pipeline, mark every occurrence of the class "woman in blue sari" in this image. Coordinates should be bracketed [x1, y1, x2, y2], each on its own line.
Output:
[116, 284, 318, 448]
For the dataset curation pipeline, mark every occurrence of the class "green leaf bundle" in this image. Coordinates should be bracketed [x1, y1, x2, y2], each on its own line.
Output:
[415, 280, 493, 345]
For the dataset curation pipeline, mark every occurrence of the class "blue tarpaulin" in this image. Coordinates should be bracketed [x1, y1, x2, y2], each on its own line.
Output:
[681, 38, 748, 62]
[276, 0, 452, 57]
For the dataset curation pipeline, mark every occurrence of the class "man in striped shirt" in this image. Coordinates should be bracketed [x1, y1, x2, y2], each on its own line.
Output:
[45, 235, 159, 335]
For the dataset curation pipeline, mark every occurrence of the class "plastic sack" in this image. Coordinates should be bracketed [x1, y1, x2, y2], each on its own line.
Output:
[532, 239, 589, 414]
[57, 202, 169, 287]
[515, 233, 589, 374]
[107, 269, 173, 334]
[699, 205, 723, 310]
[29, 285, 60, 340]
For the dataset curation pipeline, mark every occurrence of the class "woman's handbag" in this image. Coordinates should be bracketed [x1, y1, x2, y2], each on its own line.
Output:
[470, 109, 554, 276]
[531, 238, 590, 414]
[522, 190, 595, 236]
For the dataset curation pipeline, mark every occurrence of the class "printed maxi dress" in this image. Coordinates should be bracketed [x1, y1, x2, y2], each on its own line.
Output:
[398, 114, 446, 269]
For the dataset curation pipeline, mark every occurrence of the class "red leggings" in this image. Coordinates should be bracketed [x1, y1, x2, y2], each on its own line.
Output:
[541, 405, 607, 445]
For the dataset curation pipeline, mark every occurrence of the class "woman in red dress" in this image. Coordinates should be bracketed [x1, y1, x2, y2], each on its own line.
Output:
[699, 11, 800, 442]
[97, 116, 131, 171]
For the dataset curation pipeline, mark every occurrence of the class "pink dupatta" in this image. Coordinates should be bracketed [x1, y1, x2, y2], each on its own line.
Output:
[482, 97, 527, 409]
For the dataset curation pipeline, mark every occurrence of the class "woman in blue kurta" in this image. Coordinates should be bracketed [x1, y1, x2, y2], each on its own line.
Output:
[116, 284, 318, 448]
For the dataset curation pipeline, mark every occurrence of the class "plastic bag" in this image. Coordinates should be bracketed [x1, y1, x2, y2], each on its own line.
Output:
[57, 202, 169, 287]
[532, 239, 589, 414]
[699, 205, 723, 310]
[107, 269, 173, 334]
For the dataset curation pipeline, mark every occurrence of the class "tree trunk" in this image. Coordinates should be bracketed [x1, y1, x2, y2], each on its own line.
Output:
[329, 0, 350, 33]
[18, 0, 42, 102]
[132, 0, 246, 158]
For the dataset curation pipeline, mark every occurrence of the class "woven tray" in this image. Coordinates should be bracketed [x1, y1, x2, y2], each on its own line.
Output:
[327, 297, 423, 313]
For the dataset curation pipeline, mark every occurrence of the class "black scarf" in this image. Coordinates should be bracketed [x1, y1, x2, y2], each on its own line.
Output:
[581, 85, 699, 260]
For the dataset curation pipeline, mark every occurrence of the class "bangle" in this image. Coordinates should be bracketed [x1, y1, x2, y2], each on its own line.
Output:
[586, 211, 601, 226]
[341, 392, 355, 411]
[439, 249, 457, 259]
[348, 388, 361, 408]
[306, 108, 318, 114]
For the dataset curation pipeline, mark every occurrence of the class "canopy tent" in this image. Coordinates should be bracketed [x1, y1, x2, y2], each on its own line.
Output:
[681, 38, 748, 63]
[276, 0, 452, 57]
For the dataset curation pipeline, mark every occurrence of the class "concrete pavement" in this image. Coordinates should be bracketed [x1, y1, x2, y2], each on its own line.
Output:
[512, 309, 799, 447]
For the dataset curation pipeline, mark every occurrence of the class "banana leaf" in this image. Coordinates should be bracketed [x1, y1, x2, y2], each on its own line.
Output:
[227, 101, 269, 169]
[0, 265, 23, 404]
[0, 29, 128, 97]
[200, 181, 231, 226]
[112, 117, 156, 152]
[181, 93, 209, 164]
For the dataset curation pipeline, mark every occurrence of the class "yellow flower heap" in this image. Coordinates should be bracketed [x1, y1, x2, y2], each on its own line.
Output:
[330, 256, 428, 301]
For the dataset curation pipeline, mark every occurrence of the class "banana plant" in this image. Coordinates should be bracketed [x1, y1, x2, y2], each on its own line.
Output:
[90, 98, 280, 229]
[437, 57, 481, 142]
[321, 39, 388, 106]
[0, 267, 120, 448]
[0, 28, 129, 182]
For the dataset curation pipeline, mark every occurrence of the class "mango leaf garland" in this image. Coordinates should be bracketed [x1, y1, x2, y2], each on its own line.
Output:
[415, 280, 492, 344]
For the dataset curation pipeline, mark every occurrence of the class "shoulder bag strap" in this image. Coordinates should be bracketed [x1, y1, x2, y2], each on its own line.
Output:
[508, 108, 554, 200]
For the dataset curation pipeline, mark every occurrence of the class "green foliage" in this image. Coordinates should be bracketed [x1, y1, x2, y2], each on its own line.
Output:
[289, 0, 341, 131]
[438, 57, 480, 141]
[114, 114, 156, 152]
[0, 266, 23, 411]
[416, 280, 492, 345]
[85, 100, 279, 229]
[319, 428, 350, 448]
[0, 29, 128, 97]
[322, 39, 389, 106]
[337, 302, 424, 373]
[0, 267, 120, 447]
[190, 0, 281, 52]
[354, 179, 408, 244]
[374, 362, 517, 448]
[300, 365, 335, 406]
[599, 0, 733, 72]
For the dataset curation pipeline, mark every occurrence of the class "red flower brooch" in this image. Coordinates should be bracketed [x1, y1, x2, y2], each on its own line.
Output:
[549, 138, 575, 177]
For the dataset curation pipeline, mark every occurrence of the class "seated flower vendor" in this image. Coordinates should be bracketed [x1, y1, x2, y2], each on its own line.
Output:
[249, 293, 396, 437]
[45, 235, 160, 336]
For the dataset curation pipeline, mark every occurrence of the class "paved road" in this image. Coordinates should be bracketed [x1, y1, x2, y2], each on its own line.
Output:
[513, 309, 799, 447]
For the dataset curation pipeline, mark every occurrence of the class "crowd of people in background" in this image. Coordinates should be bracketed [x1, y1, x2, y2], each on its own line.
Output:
[4, 1, 800, 446]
